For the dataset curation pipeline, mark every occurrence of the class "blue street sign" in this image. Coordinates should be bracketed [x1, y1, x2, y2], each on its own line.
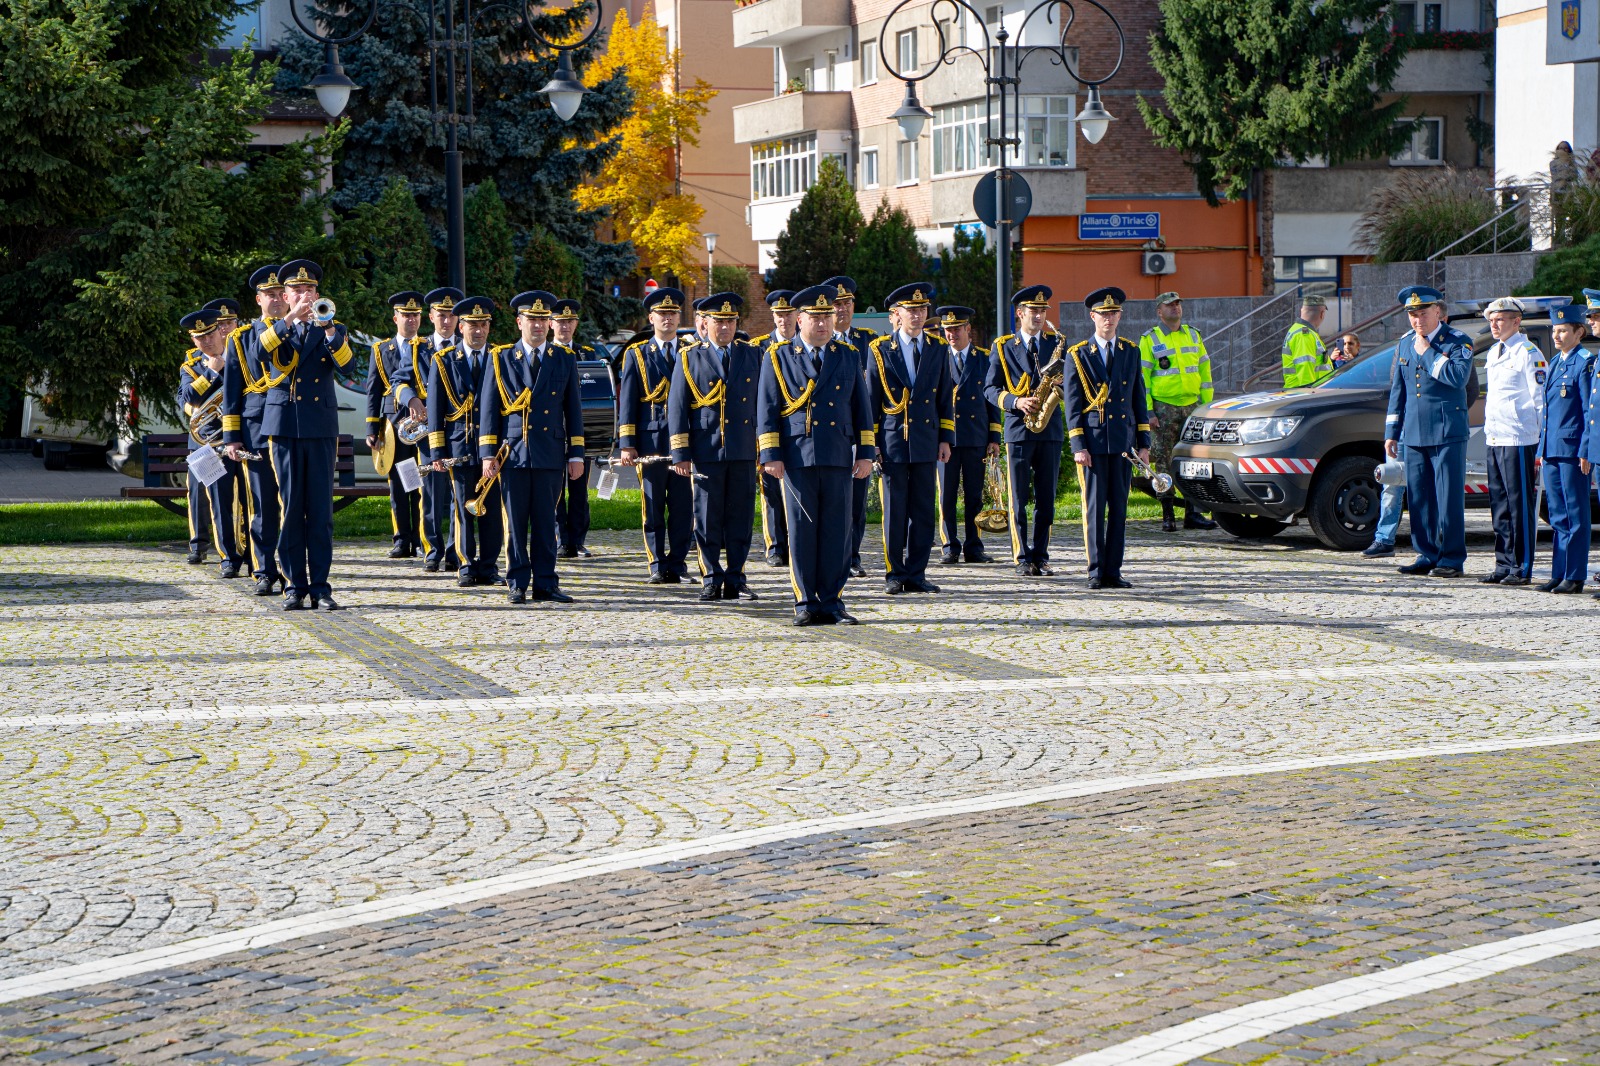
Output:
[954, 221, 986, 242]
[1078, 211, 1161, 241]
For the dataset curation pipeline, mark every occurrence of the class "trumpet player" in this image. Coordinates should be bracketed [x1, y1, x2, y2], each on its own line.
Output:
[1065, 287, 1150, 590]
[366, 291, 427, 560]
[393, 287, 465, 573]
[620, 287, 693, 585]
[479, 291, 585, 604]
[220, 264, 290, 596]
[935, 306, 1001, 565]
[427, 296, 504, 588]
[985, 285, 1065, 576]
[178, 308, 246, 577]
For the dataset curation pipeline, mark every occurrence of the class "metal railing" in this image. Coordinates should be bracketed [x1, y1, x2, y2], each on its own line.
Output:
[1203, 286, 1305, 392]
[1425, 195, 1533, 262]
[1238, 302, 1406, 393]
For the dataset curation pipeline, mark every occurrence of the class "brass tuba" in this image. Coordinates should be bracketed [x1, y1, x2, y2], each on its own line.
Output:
[1022, 358, 1064, 434]
[974, 454, 1010, 533]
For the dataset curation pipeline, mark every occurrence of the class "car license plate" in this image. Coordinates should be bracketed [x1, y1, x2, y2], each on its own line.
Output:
[1178, 460, 1212, 479]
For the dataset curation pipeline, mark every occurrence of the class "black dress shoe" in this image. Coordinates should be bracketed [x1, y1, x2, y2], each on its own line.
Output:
[1160, 519, 1177, 533]
[282, 595, 307, 611]
[940, 554, 960, 565]
[220, 564, 241, 579]
[1431, 567, 1463, 579]
[313, 595, 340, 611]
[254, 576, 278, 596]
[488, 576, 506, 586]
[849, 565, 867, 578]
[388, 545, 409, 559]
[906, 579, 940, 593]
[458, 574, 475, 587]
[532, 589, 574, 603]
[1037, 564, 1055, 576]
[833, 611, 858, 625]
[1500, 574, 1531, 586]
[1015, 563, 1033, 576]
[508, 588, 527, 604]
[1183, 513, 1218, 530]
[1109, 577, 1133, 588]
[556, 547, 578, 559]
[647, 573, 669, 585]
[1398, 560, 1435, 575]
[699, 586, 723, 602]
[185, 551, 205, 565]
[966, 553, 992, 563]
[575, 547, 593, 558]
[731, 585, 759, 601]
[663, 572, 683, 584]
[1537, 578, 1562, 592]
[767, 554, 787, 568]
[1479, 570, 1509, 584]
[884, 581, 906, 595]
[424, 561, 440, 573]
[1554, 579, 1585, 594]
[1087, 578, 1104, 589]
[792, 611, 817, 627]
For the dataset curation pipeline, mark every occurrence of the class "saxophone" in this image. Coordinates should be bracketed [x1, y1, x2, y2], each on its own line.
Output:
[1022, 358, 1065, 434]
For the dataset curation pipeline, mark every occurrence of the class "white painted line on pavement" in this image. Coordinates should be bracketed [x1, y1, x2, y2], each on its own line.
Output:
[6, 655, 1600, 729]
[1054, 918, 1600, 1066]
[0, 729, 1596, 1004]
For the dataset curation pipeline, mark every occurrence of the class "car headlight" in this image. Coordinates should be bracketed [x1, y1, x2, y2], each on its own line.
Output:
[1236, 416, 1301, 444]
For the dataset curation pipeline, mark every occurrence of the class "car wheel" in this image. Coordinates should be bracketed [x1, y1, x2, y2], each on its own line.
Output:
[42, 445, 68, 471]
[1212, 511, 1289, 539]
[1306, 454, 1381, 551]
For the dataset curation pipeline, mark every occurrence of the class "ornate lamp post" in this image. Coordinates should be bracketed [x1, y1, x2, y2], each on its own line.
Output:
[703, 232, 718, 296]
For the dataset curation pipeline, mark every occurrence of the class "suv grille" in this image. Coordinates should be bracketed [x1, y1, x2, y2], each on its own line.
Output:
[1182, 418, 1244, 444]
[1176, 476, 1240, 506]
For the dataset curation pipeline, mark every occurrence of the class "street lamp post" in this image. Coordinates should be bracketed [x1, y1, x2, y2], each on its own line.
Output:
[293, 0, 605, 292]
[703, 232, 718, 297]
[879, 0, 1123, 340]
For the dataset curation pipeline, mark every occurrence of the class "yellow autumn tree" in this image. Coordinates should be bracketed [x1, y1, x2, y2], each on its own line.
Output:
[574, 4, 716, 285]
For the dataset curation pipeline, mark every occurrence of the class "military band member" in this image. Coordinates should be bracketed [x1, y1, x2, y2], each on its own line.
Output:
[203, 297, 242, 334]
[551, 297, 599, 559]
[869, 283, 953, 593]
[1538, 304, 1592, 593]
[1479, 297, 1545, 586]
[823, 275, 880, 577]
[222, 259, 352, 609]
[935, 305, 1002, 564]
[366, 291, 427, 560]
[754, 289, 799, 567]
[220, 264, 290, 595]
[179, 339, 213, 566]
[620, 287, 693, 583]
[1066, 287, 1150, 589]
[985, 284, 1065, 576]
[758, 285, 876, 626]
[479, 291, 585, 604]
[1385, 285, 1474, 578]
[391, 286, 462, 572]
[178, 309, 246, 576]
[669, 293, 763, 602]
[427, 296, 505, 588]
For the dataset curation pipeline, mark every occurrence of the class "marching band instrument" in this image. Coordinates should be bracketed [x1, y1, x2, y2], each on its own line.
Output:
[1022, 358, 1065, 434]
[188, 392, 261, 461]
[465, 443, 509, 516]
[371, 411, 429, 477]
[975, 454, 1011, 533]
[1125, 451, 1174, 494]
[311, 298, 337, 325]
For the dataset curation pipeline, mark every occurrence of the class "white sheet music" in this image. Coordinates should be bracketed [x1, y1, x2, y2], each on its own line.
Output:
[186, 446, 227, 487]
[395, 457, 422, 492]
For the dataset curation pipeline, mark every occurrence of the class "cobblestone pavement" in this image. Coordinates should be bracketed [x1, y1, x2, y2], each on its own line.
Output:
[2, 521, 1599, 1062]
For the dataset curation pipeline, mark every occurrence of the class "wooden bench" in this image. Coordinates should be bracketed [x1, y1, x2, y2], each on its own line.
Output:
[119, 433, 387, 516]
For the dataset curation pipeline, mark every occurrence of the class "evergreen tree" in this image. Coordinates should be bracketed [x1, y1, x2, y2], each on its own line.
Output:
[325, 175, 436, 338]
[518, 225, 585, 300]
[769, 157, 862, 292]
[848, 199, 926, 311]
[464, 179, 517, 306]
[0, 1, 339, 427]
[710, 264, 751, 303]
[935, 228, 1018, 346]
[1138, 0, 1410, 291]
[276, 0, 639, 333]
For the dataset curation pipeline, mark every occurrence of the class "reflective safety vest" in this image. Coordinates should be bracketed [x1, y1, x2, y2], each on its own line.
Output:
[1139, 324, 1213, 407]
[1282, 322, 1332, 388]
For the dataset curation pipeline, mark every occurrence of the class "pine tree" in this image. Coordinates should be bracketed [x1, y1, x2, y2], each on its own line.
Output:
[848, 199, 926, 311]
[276, 0, 639, 333]
[324, 176, 437, 338]
[518, 225, 585, 300]
[769, 157, 862, 292]
[463, 179, 517, 305]
[1138, 0, 1410, 290]
[935, 228, 1018, 346]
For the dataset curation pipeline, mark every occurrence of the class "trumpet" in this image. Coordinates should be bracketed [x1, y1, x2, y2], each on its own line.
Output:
[1125, 451, 1174, 495]
[188, 393, 260, 460]
[466, 443, 509, 516]
[311, 297, 337, 325]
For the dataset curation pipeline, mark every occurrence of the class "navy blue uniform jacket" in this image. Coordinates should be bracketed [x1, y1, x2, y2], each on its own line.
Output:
[1063, 337, 1151, 455]
[668, 338, 763, 465]
[1385, 324, 1475, 446]
[617, 338, 676, 456]
[985, 331, 1066, 443]
[478, 340, 585, 469]
[948, 344, 1002, 448]
[757, 337, 877, 468]
[866, 332, 955, 464]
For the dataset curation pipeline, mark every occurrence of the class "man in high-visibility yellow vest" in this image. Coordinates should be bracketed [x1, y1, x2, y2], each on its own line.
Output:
[1139, 292, 1217, 532]
[1282, 294, 1333, 388]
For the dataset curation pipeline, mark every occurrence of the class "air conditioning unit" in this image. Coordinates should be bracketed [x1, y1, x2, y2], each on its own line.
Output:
[1141, 250, 1176, 275]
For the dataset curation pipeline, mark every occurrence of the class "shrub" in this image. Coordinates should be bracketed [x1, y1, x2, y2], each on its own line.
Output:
[1356, 167, 1527, 263]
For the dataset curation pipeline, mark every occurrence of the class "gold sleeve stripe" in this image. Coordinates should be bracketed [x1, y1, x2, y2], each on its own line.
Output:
[1137, 423, 1151, 432]
[860, 430, 877, 445]
[938, 419, 955, 430]
[479, 435, 499, 446]
[758, 431, 780, 449]
[221, 415, 241, 430]
[331, 340, 353, 367]
[1068, 427, 1085, 438]
[365, 416, 381, 423]
[260, 327, 281, 354]
[618, 423, 636, 437]
[670, 433, 690, 449]
[570, 436, 584, 447]
[429, 431, 447, 447]
[191, 377, 211, 395]
[988, 422, 1003, 432]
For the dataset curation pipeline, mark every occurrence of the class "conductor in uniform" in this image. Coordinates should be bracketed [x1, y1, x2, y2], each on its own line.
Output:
[551, 297, 601, 558]
[365, 291, 427, 560]
[936, 305, 1002, 564]
[619, 287, 693, 583]
[823, 275, 880, 577]
[758, 284, 876, 626]
[479, 291, 585, 604]
[669, 293, 764, 602]
[1384, 286, 1474, 578]
[985, 284, 1065, 575]
[867, 283, 953, 593]
[426, 296, 504, 587]
[220, 264, 290, 595]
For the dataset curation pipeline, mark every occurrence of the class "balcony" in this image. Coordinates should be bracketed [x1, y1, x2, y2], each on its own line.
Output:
[923, 47, 1079, 107]
[733, 91, 854, 144]
[733, 0, 851, 49]
[1391, 47, 1491, 94]
[930, 166, 1086, 224]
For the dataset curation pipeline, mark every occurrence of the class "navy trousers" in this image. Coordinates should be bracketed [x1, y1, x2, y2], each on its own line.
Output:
[186, 469, 212, 557]
[880, 460, 937, 584]
[692, 460, 757, 592]
[782, 465, 854, 618]
[556, 457, 591, 551]
[850, 473, 869, 569]
[242, 448, 282, 581]
[939, 445, 988, 560]
[204, 459, 248, 571]
[639, 461, 691, 577]
[1543, 457, 1591, 583]
[269, 436, 336, 600]
[420, 466, 457, 569]
[502, 466, 565, 593]
[1404, 440, 1467, 569]
[1079, 451, 1132, 581]
[1005, 440, 1060, 566]
[449, 461, 503, 581]
[1487, 444, 1538, 578]
[761, 469, 789, 562]
[385, 437, 421, 552]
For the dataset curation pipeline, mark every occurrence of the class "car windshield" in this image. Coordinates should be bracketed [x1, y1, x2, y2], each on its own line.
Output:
[1316, 344, 1397, 390]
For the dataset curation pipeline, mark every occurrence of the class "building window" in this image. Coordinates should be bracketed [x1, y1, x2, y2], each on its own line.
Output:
[1012, 95, 1075, 167]
[1273, 257, 1341, 299]
[1391, 117, 1443, 165]
[861, 39, 878, 84]
[933, 101, 987, 177]
[897, 139, 919, 185]
[861, 148, 880, 189]
[1391, 2, 1443, 32]
[933, 97, 1073, 175]
[896, 29, 918, 75]
[750, 135, 818, 201]
[985, 4, 1003, 32]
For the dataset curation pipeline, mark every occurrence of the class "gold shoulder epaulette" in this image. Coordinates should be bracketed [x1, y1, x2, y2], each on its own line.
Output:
[1068, 340, 1089, 353]
[993, 333, 1013, 348]
[975, 344, 991, 356]
[836, 338, 857, 351]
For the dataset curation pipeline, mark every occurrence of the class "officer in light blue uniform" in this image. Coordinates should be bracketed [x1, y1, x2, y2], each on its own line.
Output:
[619, 287, 693, 583]
[220, 264, 290, 596]
[867, 282, 954, 593]
[758, 284, 877, 626]
[426, 296, 504, 588]
[479, 291, 585, 604]
[823, 275, 880, 577]
[1384, 285, 1475, 577]
[1540, 303, 1593, 592]
[178, 309, 246, 576]
[669, 292, 764, 602]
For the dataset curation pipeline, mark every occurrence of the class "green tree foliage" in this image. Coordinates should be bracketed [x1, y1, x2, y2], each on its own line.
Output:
[848, 199, 926, 311]
[710, 264, 751, 303]
[1355, 167, 1527, 264]
[769, 157, 862, 291]
[0, 0, 340, 428]
[463, 179, 517, 306]
[277, 1, 640, 333]
[517, 225, 585, 302]
[1516, 233, 1600, 299]
[323, 176, 435, 338]
[935, 228, 1020, 346]
[1138, 0, 1412, 289]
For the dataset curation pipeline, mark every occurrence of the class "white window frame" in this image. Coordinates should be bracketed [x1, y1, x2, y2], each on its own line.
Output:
[1391, 117, 1444, 166]
[861, 38, 878, 84]
[750, 135, 819, 202]
[896, 29, 918, 75]
[933, 101, 987, 177]
[861, 148, 880, 189]
[897, 139, 919, 186]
